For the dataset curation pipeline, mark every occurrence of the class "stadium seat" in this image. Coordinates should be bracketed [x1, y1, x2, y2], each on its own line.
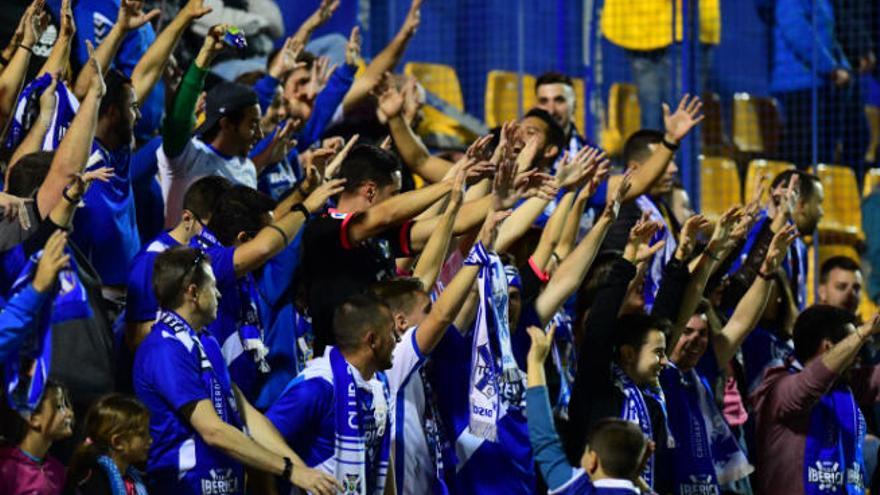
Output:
[743, 159, 795, 204]
[484, 71, 536, 128]
[864, 168, 880, 197]
[701, 91, 732, 157]
[816, 164, 864, 245]
[805, 244, 873, 316]
[571, 77, 587, 137]
[732, 93, 781, 156]
[601, 83, 641, 157]
[700, 157, 742, 222]
[404, 62, 474, 146]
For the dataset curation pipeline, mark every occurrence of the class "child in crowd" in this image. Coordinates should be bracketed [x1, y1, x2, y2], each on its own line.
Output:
[64, 394, 152, 495]
[0, 379, 74, 495]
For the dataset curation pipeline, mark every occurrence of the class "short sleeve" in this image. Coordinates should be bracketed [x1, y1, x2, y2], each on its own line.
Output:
[125, 253, 159, 323]
[386, 326, 427, 393]
[379, 220, 414, 258]
[265, 378, 333, 444]
[148, 340, 210, 412]
[207, 246, 237, 290]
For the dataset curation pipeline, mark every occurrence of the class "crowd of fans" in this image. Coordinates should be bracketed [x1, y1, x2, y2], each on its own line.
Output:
[0, 1, 878, 494]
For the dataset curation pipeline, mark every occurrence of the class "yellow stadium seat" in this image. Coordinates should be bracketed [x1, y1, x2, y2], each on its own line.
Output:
[601, 83, 641, 157]
[571, 77, 587, 136]
[864, 168, 880, 197]
[743, 159, 795, 204]
[805, 244, 872, 317]
[732, 93, 781, 156]
[816, 164, 864, 244]
[700, 157, 742, 222]
[484, 71, 536, 128]
[404, 62, 473, 145]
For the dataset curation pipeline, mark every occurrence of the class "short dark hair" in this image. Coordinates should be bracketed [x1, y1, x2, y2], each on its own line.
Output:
[820, 256, 862, 284]
[793, 305, 857, 363]
[367, 278, 426, 315]
[200, 107, 247, 143]
[615, 313, 670, 356]
[6, 151, 54, 197]
[587, 418, 647, 479]
[523, 108, 565, 156]
[99, 69, 133, 118]
[771, 170, 821, 203]
[207, 187, 276, 246]
[153, 247, 213, 310]
[332, 293, 392, 352]
[338, 144, 401, 193]
[182, 176, 233, 222]
[535, 71, 574, 91]
[622, 129, 664, 166]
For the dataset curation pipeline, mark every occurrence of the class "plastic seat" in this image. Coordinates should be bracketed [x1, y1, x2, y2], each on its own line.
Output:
[743, 159, 795, 204]
[700, 157, 742, 222]
[404, 62, 473, 146]
[864, 168, 880, 197]
[571, 77, 587, 136]
[806, 244, 865, 307]
[484, 71, 536, 128]
[600, 83, 641, 157]
[816, 164, 864, 244]
[701, 91, 732, 157]
[732, 93, 781, 156]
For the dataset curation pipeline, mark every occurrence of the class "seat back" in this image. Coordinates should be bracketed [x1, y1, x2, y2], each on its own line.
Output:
[700, 157, 742, 222]
[485, 71, 536, 128]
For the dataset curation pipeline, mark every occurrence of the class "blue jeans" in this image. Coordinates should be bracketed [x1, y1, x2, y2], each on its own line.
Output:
[626, 44, 713, 131]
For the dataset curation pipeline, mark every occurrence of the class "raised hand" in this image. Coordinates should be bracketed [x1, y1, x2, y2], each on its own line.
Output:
[708, 205, 745, 255]
[345, 26, 362, 67]
[676, 214, 710, 261]
[196, 24, 229, 68]
[32, 230, 70, 293]
[268, 36, 305, 79]
[59, 0, 75, 38]
[600, 171, 631, 222]
[0, 192, 26, 225]
[401, 0, 422, 38]
[311, 56, 337, 94]
[760, 224, 797, 276]
[515, 134, 540, 174]
[663, 94, 705, 144]
[22, 0, 49, 48]
[315, 0, 340, 24]
[526, 324, 555, 365]
[478, 209, 512, 248]
[375, 77, 404, 123]
[323, 134, 360, 180]
[117, 0, 160, 32]
[860, 312, 880, 338]
[303, 178, 347, 213]
[254, 120, 298, 167]
[290, 464, 341, 495]
[38, 73, 59, 117]
[181, 0, 213, 20]
[85, 40, 106, 97]
[401, 76, 422, 125]
[624, 212, 665, 264]
[514, 170, 557, 202]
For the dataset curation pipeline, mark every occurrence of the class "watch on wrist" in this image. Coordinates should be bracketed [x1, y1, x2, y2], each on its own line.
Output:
[661, 137, 680, 151]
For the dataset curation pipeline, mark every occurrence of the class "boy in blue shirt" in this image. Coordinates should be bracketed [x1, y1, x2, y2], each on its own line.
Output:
[133, 247, 339, 495]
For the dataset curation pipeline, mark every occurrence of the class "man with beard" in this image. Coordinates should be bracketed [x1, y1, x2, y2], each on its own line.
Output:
[819, 256, 864, 316]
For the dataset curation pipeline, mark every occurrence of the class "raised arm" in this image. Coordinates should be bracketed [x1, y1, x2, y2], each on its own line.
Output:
[714, 225, 797, 367]
[412, 170, 465, 290]
[37, 0, 73, 78]
[0, 2, 46, 134]
[605, 94, 704, 202]
[7, 74, 57, 176]
[35, 45, 104, 218]
[290, 0, 340, 48]
[342, 0, 421, 112]
[73, 0, 160, 100]
[415, 209, 507, 354]
[232, 179, 344, 277]
[131, 0, 212, 104]
[162, 25, 226, 159]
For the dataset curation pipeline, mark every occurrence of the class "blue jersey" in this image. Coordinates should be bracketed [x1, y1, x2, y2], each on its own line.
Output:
[72, 141, 145, 286]
[125, 231, 180, 324]
[133, 320, 243, 494]
[428, 326, 536, 494]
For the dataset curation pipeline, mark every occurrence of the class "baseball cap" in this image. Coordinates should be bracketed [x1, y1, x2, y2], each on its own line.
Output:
[197, 81, 259, 136]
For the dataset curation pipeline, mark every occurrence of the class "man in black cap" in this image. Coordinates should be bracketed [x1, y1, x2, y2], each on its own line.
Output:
[161, 25, 266, 224]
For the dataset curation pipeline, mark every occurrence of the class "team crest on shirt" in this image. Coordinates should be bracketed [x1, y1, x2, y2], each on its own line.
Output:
[200, 468, 240, 495]
[342, 473, 362, 494]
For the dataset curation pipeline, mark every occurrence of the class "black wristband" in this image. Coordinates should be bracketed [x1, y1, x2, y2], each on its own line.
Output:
[757, 270, 775, 281]
[267, 224, 290, 246]
[291, 203, 310, 220]
[62, 185, 79, 204]
[0, 54, 9, 65]
[282, 456, 293, 480]
[661, 137, 680, 151]
[17, 44, 33, 54]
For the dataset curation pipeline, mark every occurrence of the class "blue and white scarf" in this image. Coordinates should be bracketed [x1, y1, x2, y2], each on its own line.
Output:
[466, 242, 524, 441]
[549, 310, 576, 420]
[329, 346, 391, 495]
[4, 247, 90, 416]
[5, 73, 80, 152]
[793, 361, 867, 494]
[192, 228, 269, 373]
[634, 195, 677, 311]
[156, 310, 244, 429]
[294, 308, 314, 374]
[96, 454, 148, 495]
[612, 363, 671, 488]
[663, 365, 753, 493]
